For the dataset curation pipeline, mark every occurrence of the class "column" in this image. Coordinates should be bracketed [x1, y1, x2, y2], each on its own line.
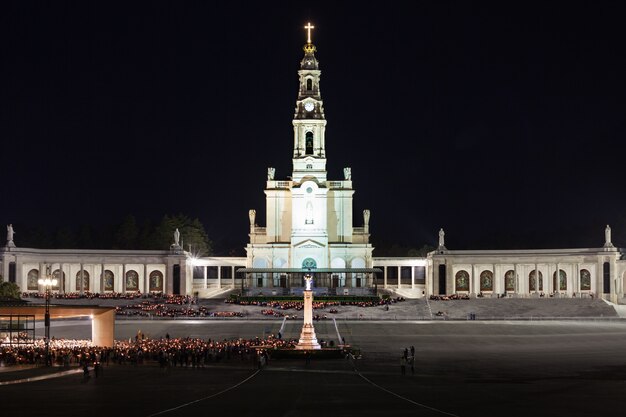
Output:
[493, 264, 498, 295]
[471, 264, 477, 296]
[38, 262, 44, 292]
[411, 266, 415, 290]
[513, 263, 519, 296]
[217, 266, 222, 289]
[383, 266, 388, 289]
[122, 264, 126, 293]
[575, 263, 580, 295]
[80, 263, 84, 295]
[101, 263, 105, 293]
[397, 266, 401, 289]
[535, 263, 539, 294]
[203, 266, 208, 289]
[60, 263, 65, 293]
[231, 267, 235, 289]
[555, 262, 560, 294]
[144, 264, 149, 293]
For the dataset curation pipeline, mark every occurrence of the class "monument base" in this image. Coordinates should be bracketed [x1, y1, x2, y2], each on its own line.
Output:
[295, 323, 321, 350]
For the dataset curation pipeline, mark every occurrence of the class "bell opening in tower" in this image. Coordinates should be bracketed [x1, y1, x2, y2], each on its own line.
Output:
[305, 132, 314, 155]
[306, 78, 312, 91]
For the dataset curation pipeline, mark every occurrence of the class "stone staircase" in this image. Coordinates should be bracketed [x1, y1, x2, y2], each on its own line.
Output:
[424, 297, 618, 319]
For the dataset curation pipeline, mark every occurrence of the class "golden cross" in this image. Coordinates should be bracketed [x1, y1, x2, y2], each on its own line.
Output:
[304, 22, 315, 44]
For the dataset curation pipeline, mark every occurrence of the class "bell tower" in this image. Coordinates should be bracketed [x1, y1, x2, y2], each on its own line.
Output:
[292, 22, 327, 183]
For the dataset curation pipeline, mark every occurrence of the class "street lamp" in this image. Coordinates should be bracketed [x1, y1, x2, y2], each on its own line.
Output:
[38, 274, 57, 366]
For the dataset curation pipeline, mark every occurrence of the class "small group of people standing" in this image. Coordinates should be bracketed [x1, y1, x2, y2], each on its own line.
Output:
[400, 345, 415, 375]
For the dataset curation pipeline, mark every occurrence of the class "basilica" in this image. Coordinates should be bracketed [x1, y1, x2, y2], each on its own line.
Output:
[1, 25, 625, 303]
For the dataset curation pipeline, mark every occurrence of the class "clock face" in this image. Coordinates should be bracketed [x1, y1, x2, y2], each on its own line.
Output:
[304, 102, 314, 112]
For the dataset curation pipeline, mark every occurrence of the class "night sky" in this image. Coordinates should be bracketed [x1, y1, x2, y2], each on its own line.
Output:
[2, 1, 625, 254]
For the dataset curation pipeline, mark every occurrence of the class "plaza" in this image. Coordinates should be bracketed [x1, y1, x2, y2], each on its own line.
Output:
[2, 318, 626, 416]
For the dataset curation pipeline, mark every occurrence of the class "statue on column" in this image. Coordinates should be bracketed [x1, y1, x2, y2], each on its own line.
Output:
[6, 224, 16, 247]
[267, 167, 275, 180]
[343, 167, 352, 180]
[174, 228, 180, 247]
[438, 228, 446, 250]
[604, 224, 614, 248]
[248, 209, 256, 227]
[363, 209, 370, 228]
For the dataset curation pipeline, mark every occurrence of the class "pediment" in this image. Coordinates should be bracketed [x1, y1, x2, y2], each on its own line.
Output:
[294, 239, 326, 249]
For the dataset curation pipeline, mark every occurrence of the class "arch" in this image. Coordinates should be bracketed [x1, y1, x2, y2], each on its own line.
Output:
[52, 269, 65, 291]
[75, 271, 90, 292]
[552, 269, 567, 291]
[580, 269, 591, 291]
[480, 270, 493, 291]
[504, 270, 515, 292]
[102, 270, 115, 292]
[305, 131, 314, 155]
[149, 270, 163, 292]
[331, 258, 346, 288]
[27, 269, 39, 291]
[529, 270, 543, 292]
[306, 78, 312, 91]
[126, 270, 139, 292]
[455, 270, 470, 292]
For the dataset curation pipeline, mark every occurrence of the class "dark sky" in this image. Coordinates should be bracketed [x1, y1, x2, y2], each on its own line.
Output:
[1, 1, 625, 253]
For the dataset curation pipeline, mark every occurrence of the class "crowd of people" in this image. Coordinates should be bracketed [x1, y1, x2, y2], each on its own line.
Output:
[0, 334, 295, 368]
[115, 302, 243, 318]
[228, 297, 405, 310]
[22, 292, 196, 304]
[429, 294, 470, 301]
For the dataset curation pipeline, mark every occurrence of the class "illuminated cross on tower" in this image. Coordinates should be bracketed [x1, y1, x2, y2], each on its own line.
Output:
[304, 22, 315, 44]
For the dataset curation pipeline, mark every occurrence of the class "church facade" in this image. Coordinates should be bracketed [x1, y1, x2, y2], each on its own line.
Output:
[240, 35, 376, 294]
[1, 26, 625, 303]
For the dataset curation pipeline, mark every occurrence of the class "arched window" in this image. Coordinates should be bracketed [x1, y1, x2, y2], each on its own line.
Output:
[305, 201, 314, 224]
[302, 258, 317, 269]
[306, 78, 312, 91]
[52, 269, 65, 291]
[76, 271, 90, 292]
[306, 164, 312, 170]
[27, 269, 39, 291]
[149, 270, 164, 292]
[480, 270, 493, 291]
[305, 132, 314, 155]
[580, 269, 591, 291]
[455, 270, 469, 291]
[529, 270, 543, 292]
[102, 270, 115, 291]
[504, 270, 515, 292]
[126, 270, 139, 292]
[552, 269, 567, 291]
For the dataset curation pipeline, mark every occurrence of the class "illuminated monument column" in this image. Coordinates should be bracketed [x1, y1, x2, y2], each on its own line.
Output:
[296, 274, 321, 350]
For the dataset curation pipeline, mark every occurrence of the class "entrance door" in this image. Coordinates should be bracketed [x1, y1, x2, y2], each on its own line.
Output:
[257, 277, 263, 287]
[173, 265, 181, 295]
[332, 275, 339, 288]
[438, 265, 447, 295]
[280, 275, 287, 288]
[356, 277, 362, 288]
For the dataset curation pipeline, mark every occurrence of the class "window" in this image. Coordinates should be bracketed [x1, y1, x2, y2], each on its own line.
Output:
[306, 78, 312, 90]
[305, 132, 314, 155]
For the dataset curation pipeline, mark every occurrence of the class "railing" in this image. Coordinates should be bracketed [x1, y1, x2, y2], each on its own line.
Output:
[328, 181, 343, 188]
[276, 181, 291, 188]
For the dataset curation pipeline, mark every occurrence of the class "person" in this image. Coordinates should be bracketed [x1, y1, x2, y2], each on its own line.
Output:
[403, 347, 408, 360]
[400, 356, 406, 375]
[82, 362, 90, 382]
[410, 345, 415, 357]
[409, 355, 415, 375]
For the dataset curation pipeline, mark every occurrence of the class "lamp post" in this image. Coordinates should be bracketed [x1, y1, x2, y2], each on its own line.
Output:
[38, 275, 58, 366]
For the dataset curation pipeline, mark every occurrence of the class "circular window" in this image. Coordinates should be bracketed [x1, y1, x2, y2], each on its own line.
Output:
[306, 187, 313, 193]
